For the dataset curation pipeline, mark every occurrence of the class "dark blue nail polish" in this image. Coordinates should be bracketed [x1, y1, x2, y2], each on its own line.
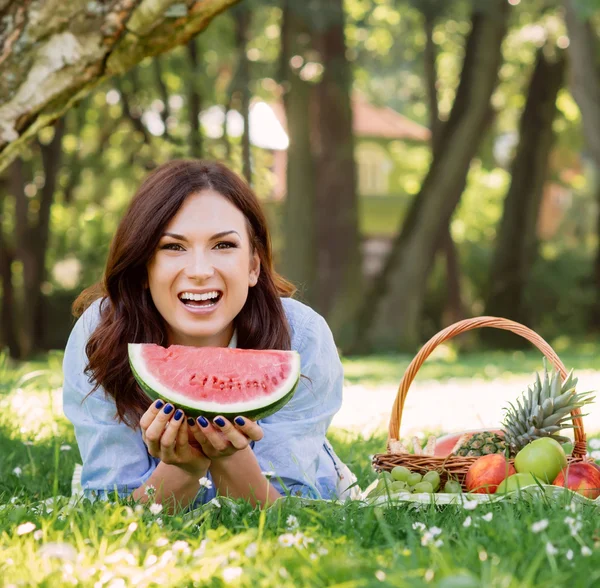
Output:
[198, 416, 209, 428]
[235, 416, 245, 426]
[164, 404, 174, 415]
[214, 417, 226, 427]
[187, 417, 195, 426]
[174, 409, 183, 421]
[155, 400, 164, 409]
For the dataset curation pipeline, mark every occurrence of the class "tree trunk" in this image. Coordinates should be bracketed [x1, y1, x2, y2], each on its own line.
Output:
[152, 55, 173, 142]
[234, 6, 252, 185]
[280, 0, 318, 304]
[0, 0, 239, 171]
[186, 38, 203, 159]
[563, 1, 600, 328]
[483, 49, 566, 345]
[349, 1, 509, 353]
[311, 0, 362, 342]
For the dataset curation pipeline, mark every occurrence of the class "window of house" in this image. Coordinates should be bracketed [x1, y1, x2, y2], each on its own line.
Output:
[356, 142, 392, 196]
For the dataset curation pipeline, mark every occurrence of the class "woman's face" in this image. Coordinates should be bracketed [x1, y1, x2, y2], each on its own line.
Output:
[147, 190, 260, 347]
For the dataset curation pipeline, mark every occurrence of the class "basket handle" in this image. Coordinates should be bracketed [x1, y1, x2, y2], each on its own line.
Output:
[388, 316, 587, 458]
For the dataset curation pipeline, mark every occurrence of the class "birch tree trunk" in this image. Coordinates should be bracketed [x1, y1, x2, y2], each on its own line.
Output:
[0, 0, 239, 171]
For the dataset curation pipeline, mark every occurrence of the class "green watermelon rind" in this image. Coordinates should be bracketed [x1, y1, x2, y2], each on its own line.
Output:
[128, 344, 301, 421]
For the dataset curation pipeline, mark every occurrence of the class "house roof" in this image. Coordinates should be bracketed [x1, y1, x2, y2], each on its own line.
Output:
[268, 95, 430, 143]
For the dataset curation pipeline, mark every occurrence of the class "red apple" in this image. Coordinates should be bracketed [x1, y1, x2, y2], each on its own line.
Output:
[553, 462, 600, 499]
[466, 454, 516, 494]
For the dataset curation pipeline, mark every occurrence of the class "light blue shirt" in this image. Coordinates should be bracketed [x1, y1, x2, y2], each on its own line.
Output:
[62, 297, 347, 505]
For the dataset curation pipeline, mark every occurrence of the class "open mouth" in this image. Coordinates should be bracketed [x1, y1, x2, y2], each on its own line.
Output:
[178, 290, 223, 308]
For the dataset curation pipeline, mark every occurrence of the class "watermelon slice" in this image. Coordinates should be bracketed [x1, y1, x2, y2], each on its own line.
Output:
[128, 344, 301, 420]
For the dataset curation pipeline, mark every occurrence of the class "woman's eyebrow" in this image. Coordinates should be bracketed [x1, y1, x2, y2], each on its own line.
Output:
[161, 230, 240, 241]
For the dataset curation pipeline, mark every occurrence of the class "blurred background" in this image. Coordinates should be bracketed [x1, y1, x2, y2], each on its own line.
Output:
[1, 0, 600, 362]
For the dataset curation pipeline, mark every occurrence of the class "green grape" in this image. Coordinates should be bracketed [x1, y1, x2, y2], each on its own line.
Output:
[422, 471, 441, 491]
[412, 481, 434, 494]
[443, 480, 463, 494]
[391, 466, 411, 482]
[407, 473, 422, 486]
[391, 480, 408, 492]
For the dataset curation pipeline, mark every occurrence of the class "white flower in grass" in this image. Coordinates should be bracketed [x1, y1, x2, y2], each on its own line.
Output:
[144, 554, 158, 567]
[310, 553, 318, 561]
[564, 516, 582, 536]
[375, 570, 386, 581]
[60, 445, 72, 451]
[173, 541, 190, 555]
[134, 505, 144, 515]
[222, 566, 243, 583]
[155, 537, 169, 547]
[463, 516, 472, 528]
[565, 502, 577, 513]
[149, 503, 163, 515]
[209, 498, 221, 508]
[38, 542, 78, 561]
[286, 515, 299, 530]
[482, 513, 493, 522]
[16, 522, 36, 535]
[193, 539, 208, 558]
[144, 485, 156, 497]
[463, 499, 478, 511]
[278, 533, 296, 547]
[10, 497, 19, 504]
[566, 549, 574, 561]
[261, 470, 275, 478]
[589, 438, 600, 449]
[12, 467, 22, 477]
[318, 547, 329, 556]
[581, 546, 592, 556]
[546, 542, 558, 556]
[199, 477, 213, 489]
[279, 567, 289, 578]
[33, 530, 43, 541]
[155, 518, 163, 527]
[591, 451, 600, 460]
[412, 522, 426, 532]
[531, 519, 549, 533]
[245, 542, 258, 558]
[429, 526, 442, 537]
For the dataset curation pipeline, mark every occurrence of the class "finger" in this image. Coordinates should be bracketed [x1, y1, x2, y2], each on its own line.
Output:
[139, 399, 166, 432]
[232, 416, 264, 442]
[144, 403, 176, 455]
[195, 416, 230, 452]
[176, 413, 190, 450]
[160, 408, 185, 460]
[212, 416, 250, 450]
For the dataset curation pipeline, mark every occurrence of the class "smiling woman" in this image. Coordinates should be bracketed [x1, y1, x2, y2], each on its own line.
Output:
[62, 160, 355, 512]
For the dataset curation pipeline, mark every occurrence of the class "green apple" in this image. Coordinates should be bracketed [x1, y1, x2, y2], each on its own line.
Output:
[514, 438, 567, 483]
[496, 472, 538, 493]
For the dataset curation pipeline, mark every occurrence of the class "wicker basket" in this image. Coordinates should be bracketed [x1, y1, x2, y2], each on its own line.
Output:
[372, 316, 589, 490]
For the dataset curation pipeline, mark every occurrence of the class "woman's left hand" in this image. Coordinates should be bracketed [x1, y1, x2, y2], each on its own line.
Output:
[189, 415, 263, 460]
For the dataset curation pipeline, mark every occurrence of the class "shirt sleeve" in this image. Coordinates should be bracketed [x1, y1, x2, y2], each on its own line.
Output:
[62, 302, 159, 501]
[251, 310, 343, 499]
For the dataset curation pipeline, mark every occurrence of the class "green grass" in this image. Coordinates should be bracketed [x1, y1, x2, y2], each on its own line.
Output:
[2, 352, 600, 586]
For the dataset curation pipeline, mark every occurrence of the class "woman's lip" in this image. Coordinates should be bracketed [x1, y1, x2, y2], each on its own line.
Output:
[178, 295, 222, 315]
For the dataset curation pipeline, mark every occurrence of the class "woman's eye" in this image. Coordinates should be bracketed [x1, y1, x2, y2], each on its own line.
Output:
[215, 241, 237, 250]
[161, 243, 184, 251]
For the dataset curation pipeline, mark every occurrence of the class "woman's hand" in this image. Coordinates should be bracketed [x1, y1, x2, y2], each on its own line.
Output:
[140, 400, 211, 477]
[189, 415, 264, 460]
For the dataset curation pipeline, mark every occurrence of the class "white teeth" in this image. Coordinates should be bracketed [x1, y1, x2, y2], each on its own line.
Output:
[179, 291, 220, 301]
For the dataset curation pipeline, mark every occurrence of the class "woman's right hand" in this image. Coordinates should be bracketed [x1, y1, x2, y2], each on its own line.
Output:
[140, 400, 211, 478]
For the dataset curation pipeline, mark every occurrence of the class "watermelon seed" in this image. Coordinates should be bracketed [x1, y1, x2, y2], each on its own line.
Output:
[271, 377, 278, 385]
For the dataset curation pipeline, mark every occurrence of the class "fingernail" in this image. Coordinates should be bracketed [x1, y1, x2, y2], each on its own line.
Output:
[164, 404, 174, 415]
[155, 400, 164, 409]
[174, 409, 183, 421]
[187, 417, 195, 426]
[235, 416, 245, 426]
[198, 416, 209, 428]
[214, 417, 225, 427]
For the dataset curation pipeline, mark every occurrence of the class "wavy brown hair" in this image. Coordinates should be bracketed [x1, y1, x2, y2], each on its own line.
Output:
[73, 160, 296, 428]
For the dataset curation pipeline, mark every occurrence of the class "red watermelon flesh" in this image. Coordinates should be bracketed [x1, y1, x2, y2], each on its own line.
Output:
[128, 343, 301, 420]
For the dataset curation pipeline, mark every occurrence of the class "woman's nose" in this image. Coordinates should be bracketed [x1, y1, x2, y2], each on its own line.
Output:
[185, 251, 215, 280]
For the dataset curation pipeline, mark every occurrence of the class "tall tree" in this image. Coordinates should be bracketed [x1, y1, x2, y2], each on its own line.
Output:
[350, 0, 509, 352]
[484, 48, 566, 342]
[312, 0, 362, 337]
[0, 0, 239, 172]
[563, 0, 600, 328]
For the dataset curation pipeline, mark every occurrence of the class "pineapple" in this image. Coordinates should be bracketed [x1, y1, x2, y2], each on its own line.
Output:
[501, 361, 594, 456]
[453, 431, 507, 457]
[452, 360, 595, 458]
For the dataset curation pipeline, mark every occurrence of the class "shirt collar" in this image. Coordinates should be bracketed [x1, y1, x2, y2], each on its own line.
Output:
[227, 329, 238, 349]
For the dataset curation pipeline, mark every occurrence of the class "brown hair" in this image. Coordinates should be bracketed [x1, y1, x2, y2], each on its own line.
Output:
[73, 160, 296, 428]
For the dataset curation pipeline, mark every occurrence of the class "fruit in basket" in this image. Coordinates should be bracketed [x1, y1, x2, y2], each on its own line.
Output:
[552, 462, 600, 499]
[391, 466, 411, 482]
[443, 480, 463, 494]
[453, 431, 507, 457]
[496, 472, 538, 493]
[501, 362, 594, 455]
[412, 481, 434, 493]
[422, 471, 441, 491]
[407, 473, 422, 486]
[465, 454, 516, 494]
[514, 437, 567, 483]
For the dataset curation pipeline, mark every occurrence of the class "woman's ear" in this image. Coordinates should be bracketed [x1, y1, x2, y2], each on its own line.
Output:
[249, 251, 260, 287]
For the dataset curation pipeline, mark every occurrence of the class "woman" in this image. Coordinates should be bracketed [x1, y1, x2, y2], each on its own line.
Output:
[62, 159, 355, 512]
